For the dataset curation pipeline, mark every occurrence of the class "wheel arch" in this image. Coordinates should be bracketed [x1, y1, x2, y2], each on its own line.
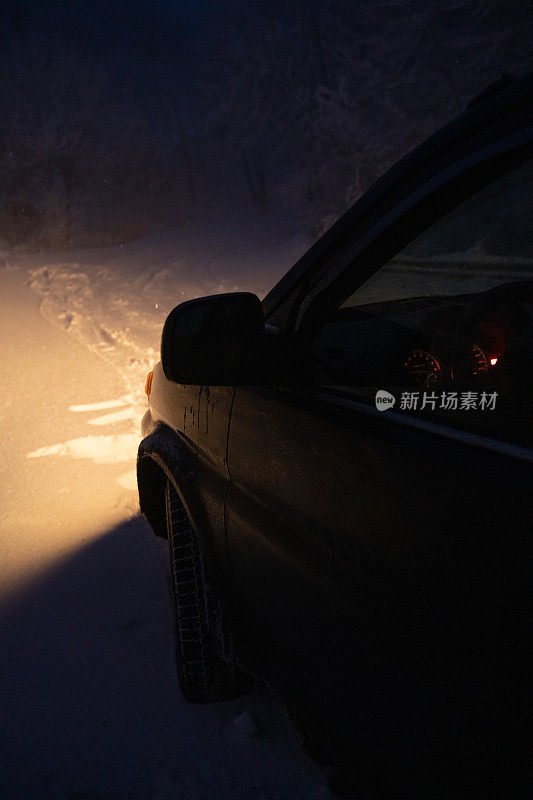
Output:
[137, 423, 198, 541]
[137, 452, 169, 539]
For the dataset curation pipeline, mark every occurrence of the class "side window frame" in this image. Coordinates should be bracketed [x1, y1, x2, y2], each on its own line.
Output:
[294, 132, 532, 343]
[280, 134, 533, 453]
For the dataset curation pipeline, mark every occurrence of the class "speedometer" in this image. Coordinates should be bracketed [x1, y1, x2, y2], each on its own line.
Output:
[470, 344, 489, 374]
[403, 349, 442, 387]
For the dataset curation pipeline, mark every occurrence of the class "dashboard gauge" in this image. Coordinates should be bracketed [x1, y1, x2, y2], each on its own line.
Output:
[470, 344, 489, 374]
[403, 349, 442, 387]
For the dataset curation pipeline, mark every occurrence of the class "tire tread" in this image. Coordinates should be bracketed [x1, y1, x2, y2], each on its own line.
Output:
[165, 480, 251, 703]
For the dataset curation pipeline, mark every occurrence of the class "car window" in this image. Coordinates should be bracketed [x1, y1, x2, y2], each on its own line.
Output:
[312, 159, 532, 445]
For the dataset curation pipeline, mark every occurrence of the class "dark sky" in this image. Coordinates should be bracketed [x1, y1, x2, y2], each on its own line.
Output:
[0, 0, 214, 119]
[1, 1, 202, 54]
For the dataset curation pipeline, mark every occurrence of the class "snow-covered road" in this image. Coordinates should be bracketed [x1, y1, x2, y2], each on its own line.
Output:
[0, 264, 330, 800]
[0, 266, 141, 596]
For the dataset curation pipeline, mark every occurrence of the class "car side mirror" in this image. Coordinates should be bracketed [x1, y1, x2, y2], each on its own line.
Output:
[161, 292, 266, 385]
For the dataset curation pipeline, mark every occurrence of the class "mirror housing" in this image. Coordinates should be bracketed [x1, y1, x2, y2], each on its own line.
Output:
[161, 292, 266, 385]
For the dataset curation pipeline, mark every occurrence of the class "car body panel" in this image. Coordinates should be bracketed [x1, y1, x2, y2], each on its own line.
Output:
[224, 386, 334, 706]
[225, 380, 531, 778]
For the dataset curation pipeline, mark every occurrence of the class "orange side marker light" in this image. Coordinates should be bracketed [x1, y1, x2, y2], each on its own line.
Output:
[145, 369, 154, 397]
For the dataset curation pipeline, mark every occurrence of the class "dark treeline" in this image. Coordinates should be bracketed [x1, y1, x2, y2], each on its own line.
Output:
[1, 0, 531, 248]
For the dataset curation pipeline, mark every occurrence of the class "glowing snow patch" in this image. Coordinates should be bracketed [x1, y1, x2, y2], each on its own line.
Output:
[69, 398, 129, 412]
[88, 408, 140, 426]
[28, 434, 139, 464]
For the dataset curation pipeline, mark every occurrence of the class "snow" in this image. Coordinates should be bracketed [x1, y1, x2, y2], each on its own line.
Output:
[27, 432, 141, 463]
[70, 399, 130, 411]
[1, 515, 332, 800]
[21, 211, 309, 412]
[0, 230, 332, 799]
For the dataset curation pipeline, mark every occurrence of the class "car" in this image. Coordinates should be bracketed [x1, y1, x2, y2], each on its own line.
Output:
[137, 74, 532, 800]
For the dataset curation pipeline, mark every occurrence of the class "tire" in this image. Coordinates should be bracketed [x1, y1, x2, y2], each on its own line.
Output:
[165, 479, 252, 703]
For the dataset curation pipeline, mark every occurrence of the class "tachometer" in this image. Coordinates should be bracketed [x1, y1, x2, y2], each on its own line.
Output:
[403, 349, 442, 387]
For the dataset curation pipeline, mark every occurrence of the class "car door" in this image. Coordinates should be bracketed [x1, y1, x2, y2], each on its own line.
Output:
[224, 141, 532, 789]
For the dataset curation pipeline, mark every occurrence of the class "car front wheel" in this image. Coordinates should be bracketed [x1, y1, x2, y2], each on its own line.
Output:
[165, 479, 252, 703]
